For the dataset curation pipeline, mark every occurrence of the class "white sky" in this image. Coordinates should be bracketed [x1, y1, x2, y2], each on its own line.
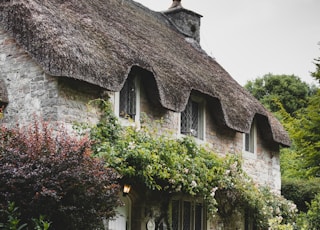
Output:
[134, 0, 320, 86]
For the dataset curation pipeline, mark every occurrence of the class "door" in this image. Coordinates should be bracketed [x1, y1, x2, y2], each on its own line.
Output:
[107, 195, 131, 230]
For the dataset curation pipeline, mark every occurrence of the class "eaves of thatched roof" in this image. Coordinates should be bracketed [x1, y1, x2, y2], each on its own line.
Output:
[0, 0, 290, 146]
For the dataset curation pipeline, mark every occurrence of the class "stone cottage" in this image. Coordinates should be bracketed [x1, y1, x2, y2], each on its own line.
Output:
[0, 0, 290, 229]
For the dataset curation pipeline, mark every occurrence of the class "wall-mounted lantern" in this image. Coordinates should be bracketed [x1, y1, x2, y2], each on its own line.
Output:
[123, 184, 131, 196]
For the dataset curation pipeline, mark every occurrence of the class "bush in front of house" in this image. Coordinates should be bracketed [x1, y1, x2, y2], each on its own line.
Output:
[0, 121, 120, 230]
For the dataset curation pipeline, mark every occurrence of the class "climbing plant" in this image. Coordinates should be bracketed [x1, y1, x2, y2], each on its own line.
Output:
[85, 99, 297, 229]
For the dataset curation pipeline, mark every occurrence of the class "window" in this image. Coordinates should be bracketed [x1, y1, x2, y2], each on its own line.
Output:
[119, 77, 136, 119]
[0, 105, 5, 119]
[171, 199, 205, 230]
[244, 121, 256, 153]
[180, 98, 204, 139]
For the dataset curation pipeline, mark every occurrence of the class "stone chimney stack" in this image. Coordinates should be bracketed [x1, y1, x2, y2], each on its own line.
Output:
[164, 0, 202, 43]
[169, 0, 182, 9]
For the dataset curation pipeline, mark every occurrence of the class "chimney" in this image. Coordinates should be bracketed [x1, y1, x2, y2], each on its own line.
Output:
[164, 0, 202, 43]
[169, 0, 182, 9]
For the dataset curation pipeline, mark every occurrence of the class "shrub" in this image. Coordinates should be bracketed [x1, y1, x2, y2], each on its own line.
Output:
[305, 193, 320, 229]
[281, 178, 320, 212]
[0, 121, 120, 230]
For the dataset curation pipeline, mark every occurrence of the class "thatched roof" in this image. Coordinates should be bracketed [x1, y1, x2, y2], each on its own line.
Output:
[0, 0, 290, 146]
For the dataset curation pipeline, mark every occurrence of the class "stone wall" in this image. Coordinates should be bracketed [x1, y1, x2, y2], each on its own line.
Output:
[138, 75, 281, 191]
[0, 28, 102, 129]
[0, 27, 56, 125]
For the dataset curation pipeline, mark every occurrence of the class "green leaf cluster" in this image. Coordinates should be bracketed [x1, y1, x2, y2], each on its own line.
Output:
[244, 74, 315, 116]
[279, 90, 320, 178]
[0, 202, 50, 230]
[88, 99, 297, 228]
[311, 54, 320, 83]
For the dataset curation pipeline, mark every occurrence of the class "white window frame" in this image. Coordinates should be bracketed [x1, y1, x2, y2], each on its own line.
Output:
[114, 76, 140, 126]
[243, 120, 257, 154]
[179, 96, 205, 141]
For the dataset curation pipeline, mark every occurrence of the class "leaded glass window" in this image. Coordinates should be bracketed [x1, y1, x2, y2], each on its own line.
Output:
[181, 98, 203, 139]
[120, 78, 136, 119]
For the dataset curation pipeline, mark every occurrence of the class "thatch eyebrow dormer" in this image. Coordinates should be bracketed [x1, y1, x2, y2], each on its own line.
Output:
[0, 0, 290, 146]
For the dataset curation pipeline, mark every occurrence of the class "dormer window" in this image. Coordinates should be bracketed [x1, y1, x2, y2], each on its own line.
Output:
[114, 75, 140, 125]
[244, 121, 256, 153]
[180, 97, 204, 140]
[119, 77, 136, 119]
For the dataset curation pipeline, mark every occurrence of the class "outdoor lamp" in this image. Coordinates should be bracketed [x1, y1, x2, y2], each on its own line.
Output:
[123, 184, 131, 196]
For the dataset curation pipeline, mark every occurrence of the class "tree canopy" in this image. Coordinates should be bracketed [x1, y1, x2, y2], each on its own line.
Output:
[312, 57, 320, 83]
[244, 74, 315, 115]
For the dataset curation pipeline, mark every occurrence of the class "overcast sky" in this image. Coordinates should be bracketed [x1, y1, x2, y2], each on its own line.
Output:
[134, 0, 320, 86]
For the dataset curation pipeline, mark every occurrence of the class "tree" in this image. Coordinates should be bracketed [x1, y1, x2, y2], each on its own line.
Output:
[0, 121, 120, 230]
[304, 193, 320, 229]
[244, 74, 314, 115]
[311, 45, 320, 83]
[291, 91, 320, 177]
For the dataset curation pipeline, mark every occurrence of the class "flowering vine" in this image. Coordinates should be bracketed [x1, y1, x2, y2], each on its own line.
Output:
[83, 99, 297, 228]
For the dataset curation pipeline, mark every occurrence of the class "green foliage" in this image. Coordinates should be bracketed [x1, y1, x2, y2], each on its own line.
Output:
[307, 193, 320, 229]
[301, 193, 320, 230]
[279, 90, 320, 178]
[88, 99, 297, 228]
[294, 91, 320, 177]
[0, 202, 51, 230]
[280, 148, 305, 179]
[244, 74, 314, 115]
[0, 121, 120, 230]
[281, 178, 320, 212]
[0, 202, 27, 230]
[32, 215, 51, 230]
[311, 51, 320, 83]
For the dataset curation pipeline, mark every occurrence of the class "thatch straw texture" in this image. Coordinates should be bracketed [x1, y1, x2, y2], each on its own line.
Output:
[0, 0, 290, 146]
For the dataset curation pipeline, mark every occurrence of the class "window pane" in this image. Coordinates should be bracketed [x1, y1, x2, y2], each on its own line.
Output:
[181, 100, 192, 135]
[183, 201, 191, 230]
[195, 203, 202, 230]
[120, 78, 136, 119]
[245, 124, 255, 153]
[191, 101, 199, 137]
[172, 200, 180, 230]
[249, 124, 255, 152]
[245, 133, 250, 152]
[181, 99, 199, 138]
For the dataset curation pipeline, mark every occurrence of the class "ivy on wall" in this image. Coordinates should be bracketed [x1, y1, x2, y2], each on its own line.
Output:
[78, 99, 297, 229]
